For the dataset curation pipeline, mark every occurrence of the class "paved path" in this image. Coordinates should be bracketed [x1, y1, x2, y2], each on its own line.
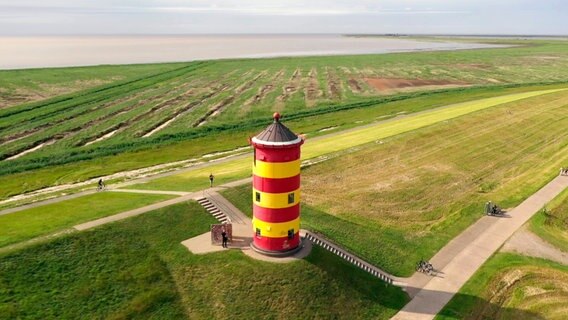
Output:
[181, 190, 252, 253]
[391, 175, 568, 320]
[181, 191, 312, 262]
[402, 214, 499, 297]
[74, 178, 251, 231]
[0, 154, 250, 216]
[501, 226, 568, 265]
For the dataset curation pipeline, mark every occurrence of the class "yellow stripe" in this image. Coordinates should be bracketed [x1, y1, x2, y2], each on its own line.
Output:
[253, 159, 300, 179]
[253, 188, 300, 209]
[253, 217, 300, 238]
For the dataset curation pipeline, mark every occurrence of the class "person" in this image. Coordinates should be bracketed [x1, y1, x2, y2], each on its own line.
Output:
[209, 173, 214, 187]
[98, 178, 105, 191]
[221, 228, 228, 248]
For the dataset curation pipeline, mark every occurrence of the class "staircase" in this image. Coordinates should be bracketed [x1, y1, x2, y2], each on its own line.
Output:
[197, 197, 230, 223]
[304, 232, 397, 285]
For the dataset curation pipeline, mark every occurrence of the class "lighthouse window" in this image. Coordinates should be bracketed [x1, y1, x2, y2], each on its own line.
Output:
[287, 193, 295, 204]
[256, 228, 261, 236]
[255, 192, 261, 202]
[288, 229, 294, 239]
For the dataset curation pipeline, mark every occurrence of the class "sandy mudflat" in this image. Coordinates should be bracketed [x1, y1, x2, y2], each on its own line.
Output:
[0, 34, 504, 70]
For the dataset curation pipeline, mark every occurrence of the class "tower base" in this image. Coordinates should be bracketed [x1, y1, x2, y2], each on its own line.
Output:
[250, 240, 303, 257]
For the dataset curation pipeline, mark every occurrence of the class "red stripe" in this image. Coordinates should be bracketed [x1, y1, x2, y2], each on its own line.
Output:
[254, 147, 301, 163]
[253, 175, 300, 193]
[253, 232, 300, 252]
[254, 204, 300, 223]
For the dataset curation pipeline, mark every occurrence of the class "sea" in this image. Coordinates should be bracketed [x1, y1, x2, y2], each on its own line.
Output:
[0, 34, 506, 70]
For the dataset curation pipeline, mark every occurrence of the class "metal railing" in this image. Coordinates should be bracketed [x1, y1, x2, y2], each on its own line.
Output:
[304, 232, 395, 285]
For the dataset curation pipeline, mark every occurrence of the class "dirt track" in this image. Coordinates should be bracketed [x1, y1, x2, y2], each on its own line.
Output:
[365, 78, 467, 92]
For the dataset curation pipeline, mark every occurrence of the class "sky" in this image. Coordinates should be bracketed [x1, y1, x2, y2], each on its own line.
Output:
[0, 0, 567, 35]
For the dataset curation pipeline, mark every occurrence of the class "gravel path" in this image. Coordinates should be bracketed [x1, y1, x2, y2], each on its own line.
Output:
[73, 178, 251, 231]
[501, 226, 568, 265]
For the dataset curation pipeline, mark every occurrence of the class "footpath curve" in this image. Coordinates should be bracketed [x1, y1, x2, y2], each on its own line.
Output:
[391, 175, 568, 320]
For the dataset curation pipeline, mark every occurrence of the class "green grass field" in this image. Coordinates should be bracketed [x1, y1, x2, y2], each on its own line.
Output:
[2, 39, 568, 200]
[1, 84, 543, 202]
[129, 88, 565, 193]
[2, 83, 560, 202]
[0, 201, 408, 319]
[0, 192, 174, 248]
[0, 63, 187, 109]
[437, 253, 568, 320]
[3, 39, 568, 319]
[530, 187, 568, 253]
[221, 89, 568, 276]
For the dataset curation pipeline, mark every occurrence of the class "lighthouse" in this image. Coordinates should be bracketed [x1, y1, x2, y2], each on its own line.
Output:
[250, 113, 304, 255]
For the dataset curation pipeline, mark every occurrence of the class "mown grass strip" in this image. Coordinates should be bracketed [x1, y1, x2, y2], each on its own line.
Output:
[0, 192, 174, 247]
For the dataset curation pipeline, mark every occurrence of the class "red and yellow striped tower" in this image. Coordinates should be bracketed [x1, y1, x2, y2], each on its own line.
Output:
[250, 112, 304, 255]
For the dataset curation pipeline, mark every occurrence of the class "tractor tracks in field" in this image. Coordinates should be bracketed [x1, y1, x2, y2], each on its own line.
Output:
[325, 67, 342, 100]
[193, 70, 269, 127]
[277, 68, 302, 103]
[0, 64, 210, 157]
[305, 68, 323, 106]
[246, 69, 286, 105]
[140, 83, 231, 137]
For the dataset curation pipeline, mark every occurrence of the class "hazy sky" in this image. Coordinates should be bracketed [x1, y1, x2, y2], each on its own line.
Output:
[1, 0, 566, 35]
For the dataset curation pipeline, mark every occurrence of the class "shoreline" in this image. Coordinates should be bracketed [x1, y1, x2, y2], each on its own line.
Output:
[0, 34, 506, 70]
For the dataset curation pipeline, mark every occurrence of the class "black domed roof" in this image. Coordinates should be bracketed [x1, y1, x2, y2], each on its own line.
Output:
[251, 113, 302, 146]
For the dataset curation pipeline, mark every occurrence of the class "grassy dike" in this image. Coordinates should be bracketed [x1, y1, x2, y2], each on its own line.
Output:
[0, 192, 174, 247]
[0, 201, 408, 319]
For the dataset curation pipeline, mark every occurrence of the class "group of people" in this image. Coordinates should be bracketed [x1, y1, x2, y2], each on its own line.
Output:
[96, 173, 215, 192]
[485, 201, 503, 216]
[561, 167, 568, 176]
[416, 259, 434, 274]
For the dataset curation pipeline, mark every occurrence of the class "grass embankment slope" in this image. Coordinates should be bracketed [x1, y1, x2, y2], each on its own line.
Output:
[437, 253, 568, 320]
[2, 39, 568, 198]
[530, 187, 568, 253]
[222, 89, 568, 276]
[0, 192, 174, 248]
[0, 202, 407, 319]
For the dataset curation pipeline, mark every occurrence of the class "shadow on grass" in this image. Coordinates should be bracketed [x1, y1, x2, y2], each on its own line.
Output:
[411, 287, 547, 320]
[304, 247, 544, 319]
